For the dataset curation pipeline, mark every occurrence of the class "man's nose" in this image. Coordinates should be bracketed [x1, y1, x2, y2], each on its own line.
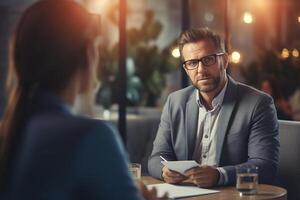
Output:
[197, 62, 205, 73]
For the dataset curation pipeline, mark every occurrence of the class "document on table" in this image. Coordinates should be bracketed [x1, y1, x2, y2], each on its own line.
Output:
[147, 183, 219, 199]
[161, 160, 199, 174]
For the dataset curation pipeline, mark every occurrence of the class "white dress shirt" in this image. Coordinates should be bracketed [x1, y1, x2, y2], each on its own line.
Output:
[192, 81, 229, 185]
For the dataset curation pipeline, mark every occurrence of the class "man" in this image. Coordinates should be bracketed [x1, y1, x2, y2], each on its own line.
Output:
[148, 27, 279, 187]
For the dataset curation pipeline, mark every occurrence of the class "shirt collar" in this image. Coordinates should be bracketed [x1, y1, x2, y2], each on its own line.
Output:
[196, 80, 228, 110]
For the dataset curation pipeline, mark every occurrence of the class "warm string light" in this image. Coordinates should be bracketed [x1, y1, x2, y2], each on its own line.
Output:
[280, 48, 300, 59]
[292, 49, 299, 58]
[281, 48, 289, 59]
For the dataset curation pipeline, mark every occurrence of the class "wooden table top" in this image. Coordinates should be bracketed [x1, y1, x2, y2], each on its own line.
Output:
[142, 176, 287, 200]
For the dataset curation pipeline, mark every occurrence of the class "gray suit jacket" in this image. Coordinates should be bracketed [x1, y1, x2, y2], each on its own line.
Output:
[148, 76, 279, 185]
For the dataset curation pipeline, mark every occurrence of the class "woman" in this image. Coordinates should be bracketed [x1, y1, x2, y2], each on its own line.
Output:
[0, 1, 165, 199]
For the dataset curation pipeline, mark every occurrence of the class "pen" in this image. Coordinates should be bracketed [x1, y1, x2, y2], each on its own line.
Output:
[160, 155, 168, 162]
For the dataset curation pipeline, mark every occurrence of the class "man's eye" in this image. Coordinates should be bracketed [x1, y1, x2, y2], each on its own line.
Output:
[187, 60, 198, 67]
[202, 56, 215, 65]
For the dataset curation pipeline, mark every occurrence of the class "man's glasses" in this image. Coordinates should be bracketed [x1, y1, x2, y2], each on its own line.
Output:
[183, 53, 225, 70]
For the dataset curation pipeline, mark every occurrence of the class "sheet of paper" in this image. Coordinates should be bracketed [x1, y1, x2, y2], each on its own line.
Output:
[161, 160, 199, 174]
[147, 183, 219, 199]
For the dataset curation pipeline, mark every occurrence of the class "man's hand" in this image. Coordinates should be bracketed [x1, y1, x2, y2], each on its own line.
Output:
[184, 165, 219, 188]
[161, 166, 187, 184]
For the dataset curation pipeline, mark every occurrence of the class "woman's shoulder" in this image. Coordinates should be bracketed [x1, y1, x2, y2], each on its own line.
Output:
[27, 113, 120, 146]
[69, 115, 111, 128]
[63, 115, 119, 140]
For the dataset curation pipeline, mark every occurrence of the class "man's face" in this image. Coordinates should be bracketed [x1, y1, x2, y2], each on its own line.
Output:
[182, 39, 228, 95]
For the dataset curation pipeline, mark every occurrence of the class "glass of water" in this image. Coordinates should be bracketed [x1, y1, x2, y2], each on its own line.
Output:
[236, 165, 258, 195]
[129, 163, 141, 181]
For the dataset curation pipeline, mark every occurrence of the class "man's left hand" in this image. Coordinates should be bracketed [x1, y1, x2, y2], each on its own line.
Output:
[184, 165, 219, 188]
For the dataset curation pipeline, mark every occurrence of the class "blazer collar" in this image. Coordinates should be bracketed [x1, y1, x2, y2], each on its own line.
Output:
[215, 75, 238, 165]
[186, 88, 199, 159]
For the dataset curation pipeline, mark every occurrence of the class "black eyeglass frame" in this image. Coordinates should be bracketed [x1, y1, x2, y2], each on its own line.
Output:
[183, 52, 226, 70]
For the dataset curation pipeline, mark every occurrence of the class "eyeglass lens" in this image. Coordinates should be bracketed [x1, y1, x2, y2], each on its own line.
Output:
[184, 54, 217, 69]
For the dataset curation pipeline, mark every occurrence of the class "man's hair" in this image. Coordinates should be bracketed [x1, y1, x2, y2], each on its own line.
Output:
[178, 27, 226, 61]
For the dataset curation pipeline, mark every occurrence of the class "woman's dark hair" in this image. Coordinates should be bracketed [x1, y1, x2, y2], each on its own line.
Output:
[0, 0, 100, 187]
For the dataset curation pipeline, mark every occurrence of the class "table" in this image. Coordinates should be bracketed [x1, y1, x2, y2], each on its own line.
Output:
[142, 176, 287, 200]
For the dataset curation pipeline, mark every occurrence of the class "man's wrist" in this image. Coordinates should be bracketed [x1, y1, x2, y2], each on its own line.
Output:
[216, 167, 228, 186]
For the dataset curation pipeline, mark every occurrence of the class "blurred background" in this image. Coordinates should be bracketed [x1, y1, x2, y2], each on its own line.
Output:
[1, 0, 300, 121]
[1, 0, 300, 122]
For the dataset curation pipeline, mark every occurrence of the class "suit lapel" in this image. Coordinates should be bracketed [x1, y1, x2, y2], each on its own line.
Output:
[185, 90, 199, 160]
[215, 76, 238, 165]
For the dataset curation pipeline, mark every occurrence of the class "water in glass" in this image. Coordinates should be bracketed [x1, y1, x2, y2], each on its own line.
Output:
[236, 172, 258, 195]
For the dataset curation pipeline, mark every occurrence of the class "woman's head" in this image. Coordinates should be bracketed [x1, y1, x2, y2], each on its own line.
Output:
[11, 0, 100, 94]
[0, 0, 100, 186]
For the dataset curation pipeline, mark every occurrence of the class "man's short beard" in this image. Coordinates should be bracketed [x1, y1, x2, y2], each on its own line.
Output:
[193, 76, 221, 93]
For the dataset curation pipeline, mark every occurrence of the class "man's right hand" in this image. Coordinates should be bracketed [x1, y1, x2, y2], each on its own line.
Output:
[161, 166, 187, 184]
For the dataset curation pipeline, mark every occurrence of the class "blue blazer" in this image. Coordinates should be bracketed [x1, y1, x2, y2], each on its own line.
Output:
[7, 92, 143, 200]
[148, 76, 280, 185]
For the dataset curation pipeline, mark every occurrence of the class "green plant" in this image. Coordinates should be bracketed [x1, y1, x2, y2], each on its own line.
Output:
[96, 8, 179, 107]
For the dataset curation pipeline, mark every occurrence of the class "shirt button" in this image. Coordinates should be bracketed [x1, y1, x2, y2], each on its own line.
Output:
[204, 135, 208, 138]
[203, 155, 207, 158]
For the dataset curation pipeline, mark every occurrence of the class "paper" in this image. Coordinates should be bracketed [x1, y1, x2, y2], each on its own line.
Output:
[161, 160, 199, 174]
[147, 183, 219, 199]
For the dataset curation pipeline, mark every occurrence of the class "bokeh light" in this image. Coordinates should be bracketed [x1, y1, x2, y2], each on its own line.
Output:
[85, 0, 110, 14]
[231, 51, 241, 64]
[243, 12, 253, 24]
[204, 12, 214, 22]
[292, 49, 299, 58]
[281, 48, 290, 59]
[171, 47, 180, 58]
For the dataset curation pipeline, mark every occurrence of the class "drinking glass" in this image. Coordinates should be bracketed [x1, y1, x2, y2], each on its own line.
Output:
[236, 165, 258, 195]
[129, 163, 141, 181]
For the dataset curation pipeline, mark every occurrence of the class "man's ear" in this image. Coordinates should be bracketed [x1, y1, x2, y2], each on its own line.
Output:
[182, 64, 188, 75]
[223, 53, 229, 70]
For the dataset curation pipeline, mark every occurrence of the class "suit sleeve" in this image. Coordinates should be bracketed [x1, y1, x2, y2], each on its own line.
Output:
[222, 95, 280, 185]
[73, 121, 144, 200]
[148, 95, 177, 179]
